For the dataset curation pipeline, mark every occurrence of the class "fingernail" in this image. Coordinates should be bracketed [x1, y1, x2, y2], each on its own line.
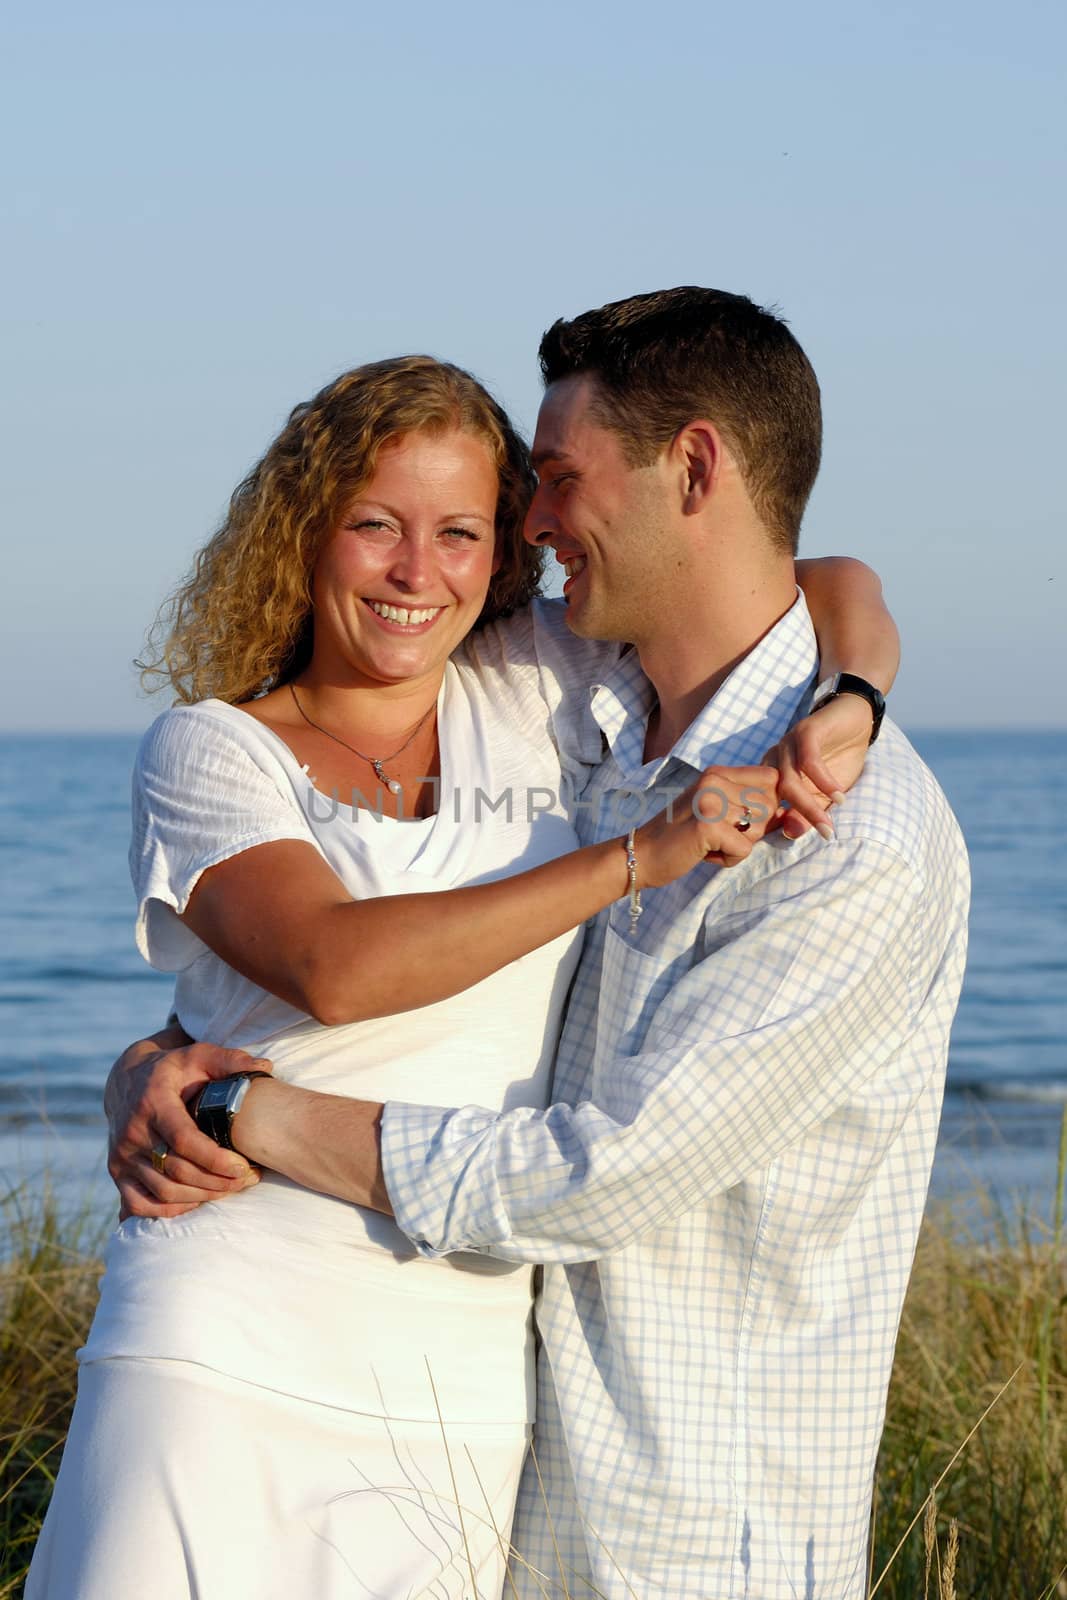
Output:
[226, 1158, 249, 1179]
[817, 821, 835, 841]
[830, 791, 846, 807]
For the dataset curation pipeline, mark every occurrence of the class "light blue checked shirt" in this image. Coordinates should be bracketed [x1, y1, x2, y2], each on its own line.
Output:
[382, 593, 970, 1599]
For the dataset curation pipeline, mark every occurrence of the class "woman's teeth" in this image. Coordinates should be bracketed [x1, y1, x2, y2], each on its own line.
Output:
[564, 557, 586, 579]
[367, 601, 442, 626]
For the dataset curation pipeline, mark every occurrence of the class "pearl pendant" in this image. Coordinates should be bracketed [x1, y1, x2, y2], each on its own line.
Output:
[371, 758, 404, 796]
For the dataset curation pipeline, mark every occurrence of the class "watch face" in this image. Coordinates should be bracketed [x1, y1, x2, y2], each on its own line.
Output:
[198, 1082, 232, 1111]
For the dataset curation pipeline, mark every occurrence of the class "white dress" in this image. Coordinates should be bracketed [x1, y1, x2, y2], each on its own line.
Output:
[27, 603, 613, 1600]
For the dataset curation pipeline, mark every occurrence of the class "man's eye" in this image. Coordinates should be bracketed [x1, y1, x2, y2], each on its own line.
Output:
[550, 473, 576, 491]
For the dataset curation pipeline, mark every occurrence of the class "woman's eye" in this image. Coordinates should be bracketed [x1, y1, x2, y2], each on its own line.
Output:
[441, 526, 481, 542]
[550, 473, 575, 491]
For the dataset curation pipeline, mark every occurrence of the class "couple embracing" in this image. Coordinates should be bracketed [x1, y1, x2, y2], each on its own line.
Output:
[28, 287, 968, 1599]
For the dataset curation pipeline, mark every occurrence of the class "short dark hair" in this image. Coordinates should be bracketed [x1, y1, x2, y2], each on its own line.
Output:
[538, 287, 822, 553]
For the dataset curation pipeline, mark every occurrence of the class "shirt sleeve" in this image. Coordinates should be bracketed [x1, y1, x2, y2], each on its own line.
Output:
[380, 836, 928, 1263]
[131, 706, 321, 972]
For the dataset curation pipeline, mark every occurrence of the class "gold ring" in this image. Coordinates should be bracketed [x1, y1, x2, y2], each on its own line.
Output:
[150, 1142, 169, 1175]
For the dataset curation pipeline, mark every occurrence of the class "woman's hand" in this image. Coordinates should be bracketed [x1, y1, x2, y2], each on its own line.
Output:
[634, 765, 780, 883]
[765, 692, 875, 840]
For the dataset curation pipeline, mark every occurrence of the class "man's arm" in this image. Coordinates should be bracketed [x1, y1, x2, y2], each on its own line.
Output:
[229, 834, 929, 1258]
[380, 835, 927, 1262]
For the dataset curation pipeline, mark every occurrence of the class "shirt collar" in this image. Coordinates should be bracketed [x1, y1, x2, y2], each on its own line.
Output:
[589, 589, 819, 782]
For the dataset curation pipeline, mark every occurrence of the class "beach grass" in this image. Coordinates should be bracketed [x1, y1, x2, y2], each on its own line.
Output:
[867, 1111, 1067, 1599]
[2, 1131, 1066, 1599]
[0, 1186, 107, 1598]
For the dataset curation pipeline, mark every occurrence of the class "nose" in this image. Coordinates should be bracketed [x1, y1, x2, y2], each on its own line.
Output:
[388, 535, 437, 593]
[523, 485, 558, 548]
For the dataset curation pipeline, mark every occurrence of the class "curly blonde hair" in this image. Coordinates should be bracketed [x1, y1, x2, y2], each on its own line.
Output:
[140, 356, 544, 704]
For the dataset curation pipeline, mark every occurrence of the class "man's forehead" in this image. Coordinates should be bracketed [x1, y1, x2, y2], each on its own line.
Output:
[532, 375, 601, 462]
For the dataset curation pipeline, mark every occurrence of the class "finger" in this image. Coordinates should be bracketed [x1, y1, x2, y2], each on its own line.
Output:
[175, 1046, 275, 1090]
[764, 804, 789, 837]
[135, 1153, 259, 1207]
[776, 767, 836, 837]
[691, 781, 775, 827]
[779, 804, 833, 842]
[704, 828, 755, 869]
[153, 1106, 252, 1179]
[150, 1147, 254, 1192]
[794, 738, 847, 805]
[700, 764, 779, 786]
[117, 1179, 206, 1220]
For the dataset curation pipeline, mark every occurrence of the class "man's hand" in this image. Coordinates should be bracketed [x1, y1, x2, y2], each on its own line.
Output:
[106, 1026, 272, 1219]
[765, 691, 875, 840]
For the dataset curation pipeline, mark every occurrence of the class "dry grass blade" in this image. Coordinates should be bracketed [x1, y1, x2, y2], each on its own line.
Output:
[424, 1358, 478, 1594]
[463, 1442, 522, 1600]
[923, 1491, 936, 1599]
[527, 1439, 570, 1598]
[1036, 1559, 1067, 1600]
[943, 1517, 959, 1600]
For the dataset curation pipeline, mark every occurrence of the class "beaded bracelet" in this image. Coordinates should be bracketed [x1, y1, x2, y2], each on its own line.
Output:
[624, 827, 643, 936]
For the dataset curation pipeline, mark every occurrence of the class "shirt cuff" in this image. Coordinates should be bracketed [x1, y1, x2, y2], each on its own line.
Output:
[380, 1099, 509, 1258]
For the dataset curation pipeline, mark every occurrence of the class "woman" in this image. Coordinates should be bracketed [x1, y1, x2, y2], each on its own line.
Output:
[28, 357, 896, 1599]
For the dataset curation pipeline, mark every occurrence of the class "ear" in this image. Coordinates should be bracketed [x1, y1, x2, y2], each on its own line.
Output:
[490, 533, 503, 576]
[672, 420, 724, 515]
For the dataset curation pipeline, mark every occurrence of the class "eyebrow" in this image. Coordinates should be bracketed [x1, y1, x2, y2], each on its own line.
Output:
[531, 447, 574, 470]
[346, 499, 494, 526]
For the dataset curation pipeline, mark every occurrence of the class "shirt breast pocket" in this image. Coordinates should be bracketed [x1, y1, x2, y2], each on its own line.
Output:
[594, 913, 696, 1081]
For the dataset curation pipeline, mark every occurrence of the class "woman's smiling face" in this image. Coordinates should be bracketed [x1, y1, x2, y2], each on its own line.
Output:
[309, 427, 500, 692]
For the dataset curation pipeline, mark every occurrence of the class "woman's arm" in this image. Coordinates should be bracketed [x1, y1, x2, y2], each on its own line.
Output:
[181, 764, 777, 1028]
[778, 557, 901, 832]
[796, 555, 899, 696]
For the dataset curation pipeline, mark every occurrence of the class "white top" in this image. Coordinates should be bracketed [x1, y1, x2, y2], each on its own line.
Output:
[383, 594, 971, 1595]
[82, 601, 616, 1424]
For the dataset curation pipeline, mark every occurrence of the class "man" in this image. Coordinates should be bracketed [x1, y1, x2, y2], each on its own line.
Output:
[109, 288, 968, 1597]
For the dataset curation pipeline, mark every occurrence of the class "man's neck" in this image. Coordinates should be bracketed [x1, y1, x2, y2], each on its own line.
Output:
[639, 565, 798, 763]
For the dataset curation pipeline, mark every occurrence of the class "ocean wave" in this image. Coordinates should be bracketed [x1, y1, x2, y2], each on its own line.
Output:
[0, 963, 164, 987]
[946, 1079, 1067, 1105]
[0, 1079, 105, 1128]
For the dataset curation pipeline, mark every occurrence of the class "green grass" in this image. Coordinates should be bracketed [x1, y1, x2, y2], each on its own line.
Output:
[3, 1121, 1066, 1598]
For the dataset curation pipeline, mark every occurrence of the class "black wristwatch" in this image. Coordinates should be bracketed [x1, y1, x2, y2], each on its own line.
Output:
[811, 672, 886, 745]
[190, 1072, 271, 1152]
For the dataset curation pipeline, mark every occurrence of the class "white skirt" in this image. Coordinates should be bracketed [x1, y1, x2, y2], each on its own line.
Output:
[26, 1357, 529, 1600]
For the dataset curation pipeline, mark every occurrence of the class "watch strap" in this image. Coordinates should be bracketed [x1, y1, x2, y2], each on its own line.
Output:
[811, 672, 886, 746]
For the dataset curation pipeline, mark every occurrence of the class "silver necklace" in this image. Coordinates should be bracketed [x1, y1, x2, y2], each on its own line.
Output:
[288, 682, 436, 796]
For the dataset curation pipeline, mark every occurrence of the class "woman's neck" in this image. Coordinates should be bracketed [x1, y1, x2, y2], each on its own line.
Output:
[289, 665, 444, 745]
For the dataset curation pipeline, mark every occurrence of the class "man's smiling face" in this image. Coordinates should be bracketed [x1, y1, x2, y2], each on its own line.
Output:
[524, 375, 677, 644]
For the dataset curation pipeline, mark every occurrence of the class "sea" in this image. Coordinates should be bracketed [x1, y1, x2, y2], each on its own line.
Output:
[1, 729, 1065, 1225]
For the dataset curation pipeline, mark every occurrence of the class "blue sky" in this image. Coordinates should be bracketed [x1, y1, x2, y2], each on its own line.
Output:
[3, 0, 1064, 730]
